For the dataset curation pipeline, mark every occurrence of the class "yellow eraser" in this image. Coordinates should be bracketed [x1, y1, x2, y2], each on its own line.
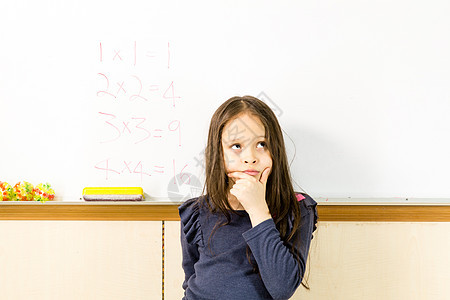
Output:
[82, 187, 143, 195]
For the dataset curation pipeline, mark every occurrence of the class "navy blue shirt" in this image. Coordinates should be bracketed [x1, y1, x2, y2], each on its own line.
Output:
[179, 193, 318, 300]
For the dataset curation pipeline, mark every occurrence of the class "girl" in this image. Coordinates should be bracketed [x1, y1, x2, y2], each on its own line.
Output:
[179, 96, 318, 300]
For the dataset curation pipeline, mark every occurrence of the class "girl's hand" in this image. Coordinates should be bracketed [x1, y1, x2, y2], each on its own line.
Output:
[227, 167, 271, 227]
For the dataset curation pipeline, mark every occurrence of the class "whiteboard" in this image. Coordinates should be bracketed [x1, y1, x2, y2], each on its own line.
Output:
[1, 0, 449, 201]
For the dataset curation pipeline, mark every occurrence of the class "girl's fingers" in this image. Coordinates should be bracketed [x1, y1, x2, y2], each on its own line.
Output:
[259, 167, 271, 185]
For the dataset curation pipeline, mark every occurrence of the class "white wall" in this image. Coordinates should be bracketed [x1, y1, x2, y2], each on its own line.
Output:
[1, 0, 450, 201]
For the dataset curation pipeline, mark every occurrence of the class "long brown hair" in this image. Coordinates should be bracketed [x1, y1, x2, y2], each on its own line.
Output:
[199, 95, 307, 287]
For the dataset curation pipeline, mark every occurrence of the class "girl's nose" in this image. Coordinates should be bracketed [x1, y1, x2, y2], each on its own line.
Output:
[242, 148, 257, 164]
[243, 152, 257, 164]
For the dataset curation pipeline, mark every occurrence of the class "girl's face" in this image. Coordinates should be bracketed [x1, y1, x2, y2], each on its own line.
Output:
[221, 113, 273, 180]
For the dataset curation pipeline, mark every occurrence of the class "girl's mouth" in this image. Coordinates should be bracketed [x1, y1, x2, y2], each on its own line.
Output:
[243, 170, 259, 176]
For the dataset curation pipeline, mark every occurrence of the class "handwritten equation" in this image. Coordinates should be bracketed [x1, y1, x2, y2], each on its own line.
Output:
[99, 41, 171, 68]
[97, 74, 181, 107]
[98, 112, 181, 146]
[95, 158, 191, 184]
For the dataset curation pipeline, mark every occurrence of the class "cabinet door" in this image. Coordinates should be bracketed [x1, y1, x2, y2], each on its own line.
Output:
[0, 221, 162, 300]
[164, 221, 184, 299]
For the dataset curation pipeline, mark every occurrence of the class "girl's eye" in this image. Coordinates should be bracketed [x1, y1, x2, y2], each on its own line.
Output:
[231, 142, 266, 150]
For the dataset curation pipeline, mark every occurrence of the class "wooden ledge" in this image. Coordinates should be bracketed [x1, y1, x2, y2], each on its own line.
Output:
[0, 202, 449, 221]
[0, 203, 180, 221]
[317, 205, 450, 222]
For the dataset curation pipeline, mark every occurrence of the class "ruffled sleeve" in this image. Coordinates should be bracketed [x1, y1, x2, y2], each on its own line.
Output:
[287, 193, 318, 238]
[297, 192, 318, 236]
[178, 197, 204, 247]
[179, 197, 205, 294]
